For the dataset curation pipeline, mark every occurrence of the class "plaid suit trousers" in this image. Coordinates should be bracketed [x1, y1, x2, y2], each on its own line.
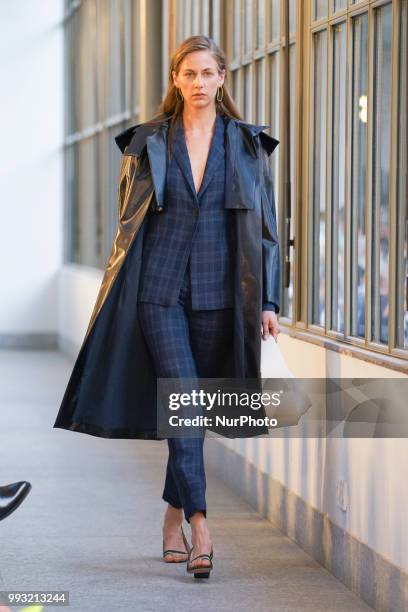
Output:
[138, 261, 234, 523]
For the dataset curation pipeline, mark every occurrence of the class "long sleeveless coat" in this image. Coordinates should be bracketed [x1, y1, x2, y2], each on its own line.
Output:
[53, 112, 280, 440]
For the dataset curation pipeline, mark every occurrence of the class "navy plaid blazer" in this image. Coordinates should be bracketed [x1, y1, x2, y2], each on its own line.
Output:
[138, 111, 277, 312]
[138, 111, 235, 310]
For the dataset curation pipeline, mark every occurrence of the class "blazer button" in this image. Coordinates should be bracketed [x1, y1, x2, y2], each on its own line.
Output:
[157, 206, 163, 212]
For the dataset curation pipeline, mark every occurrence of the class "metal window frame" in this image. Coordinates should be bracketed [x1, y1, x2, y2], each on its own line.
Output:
[304, 0, 408, 368]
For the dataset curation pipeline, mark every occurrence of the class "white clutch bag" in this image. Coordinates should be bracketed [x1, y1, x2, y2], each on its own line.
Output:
[261, 337, 311, 427]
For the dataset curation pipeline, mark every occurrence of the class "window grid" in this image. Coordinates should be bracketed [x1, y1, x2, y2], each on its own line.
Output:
[63, 0, 140, 268]
[226, 0, 298, 321]
[175, 0, 217, 43]
[308, 0, 407, 360]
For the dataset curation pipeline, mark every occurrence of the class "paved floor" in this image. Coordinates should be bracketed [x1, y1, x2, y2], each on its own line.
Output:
[0, 349, 373, 612]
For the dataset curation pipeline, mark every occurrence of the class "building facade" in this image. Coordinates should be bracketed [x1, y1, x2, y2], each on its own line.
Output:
[63, 0, 407, 371]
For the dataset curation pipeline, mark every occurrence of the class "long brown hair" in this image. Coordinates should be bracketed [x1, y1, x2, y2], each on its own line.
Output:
[149, 35, 243, 157]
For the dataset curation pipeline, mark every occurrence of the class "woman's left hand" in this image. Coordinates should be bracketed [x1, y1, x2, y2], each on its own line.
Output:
[261, 310, 281, 342]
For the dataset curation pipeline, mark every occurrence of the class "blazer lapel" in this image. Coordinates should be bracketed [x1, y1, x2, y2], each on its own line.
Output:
[172, 112, 225, 202]
[172, 116, 198, 202]
[195, 112, 224, 200]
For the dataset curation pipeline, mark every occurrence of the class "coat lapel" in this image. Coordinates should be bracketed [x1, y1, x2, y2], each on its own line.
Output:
[145, 125, 168, 210]
[115, 112, 279, 213]
[118, 118, 169, 211]
[224, 119, 257, 210]
[224, 119, 279, 210]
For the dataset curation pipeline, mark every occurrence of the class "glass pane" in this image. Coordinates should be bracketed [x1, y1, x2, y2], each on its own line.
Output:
[256, 0, 266, 48]
[78, 138, 98, 267]
[244, 0, 253, 53]
[233, 0, 241, 57]
[330, 21, 346, 333]
[331, 0, 346, 13]
[131, 0, 140, 113]
[102, 0, 112, 115]
[255, 59, 265, 123]
[106, 0, 126, 118]
[396, 0, 408, 348]
[79, 0, 97, 130]
[314, 0, 327, 20]
[289, 0, 296, 34]
[268, 52, 280, 132]
[64, 8, 80, 136]
[268, 51, 280, 218]
[350, 13, 368, 339]
[371, 3, 392, 345]
[95, 1, 105, 120]
[311, 30, 327, 327]
[175, 0, 183, 43]
[100, 127, 122, 266]
[192, 0, 200, 33]
[269, 0, 280, 41]
[283, 43, 296, 319]
[183, 0, 191, 37]
[243, 64, 253, 120]
[64, 144, 80, 263]
[231, 68, 240, 104]
[200, 0, 210, 36]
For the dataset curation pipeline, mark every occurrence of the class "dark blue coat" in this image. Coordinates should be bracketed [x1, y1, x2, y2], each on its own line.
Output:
[53, 111, 280, 440]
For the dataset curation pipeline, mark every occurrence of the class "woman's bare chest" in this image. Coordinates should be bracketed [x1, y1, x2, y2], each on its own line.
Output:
[184, 133, 213, 195]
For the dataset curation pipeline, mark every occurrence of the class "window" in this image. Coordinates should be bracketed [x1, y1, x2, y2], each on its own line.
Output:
[396, 0, 407, 349]
[175, 0, 212, 40]
[329, 20, 347, 334]
[371, 3, 392, 345]
[350, 12, 368, 339]
[310, 28, 327, 327]
[63, 0, 139, 268]
[226, 0, 297, 319]
[308, 0, 407, 362]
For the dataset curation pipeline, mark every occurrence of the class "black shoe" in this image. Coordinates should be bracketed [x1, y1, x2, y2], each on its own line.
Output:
[186, 546, 213, 578]
[0, 481, 32, 521]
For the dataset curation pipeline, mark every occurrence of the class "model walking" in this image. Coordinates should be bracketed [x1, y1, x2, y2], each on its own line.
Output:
[54, 35, 281, 580]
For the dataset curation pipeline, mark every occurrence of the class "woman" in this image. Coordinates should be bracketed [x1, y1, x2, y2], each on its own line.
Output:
[54, 35, 281, 579]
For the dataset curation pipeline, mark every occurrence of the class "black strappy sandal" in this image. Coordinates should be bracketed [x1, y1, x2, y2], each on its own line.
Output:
[162, 525, 191, 563]
[186, 546, 214, 578]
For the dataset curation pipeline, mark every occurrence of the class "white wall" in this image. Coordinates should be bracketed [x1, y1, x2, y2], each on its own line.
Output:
[220, 334, 408, 571]
[0, 1, 64, 337]
[59, 265, 103, 353]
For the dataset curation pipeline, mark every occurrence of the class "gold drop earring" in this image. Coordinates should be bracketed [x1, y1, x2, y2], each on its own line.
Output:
[216, 86, 224, 102]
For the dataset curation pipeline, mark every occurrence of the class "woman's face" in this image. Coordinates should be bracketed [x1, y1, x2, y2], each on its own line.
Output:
[172, 50, 225, 111]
